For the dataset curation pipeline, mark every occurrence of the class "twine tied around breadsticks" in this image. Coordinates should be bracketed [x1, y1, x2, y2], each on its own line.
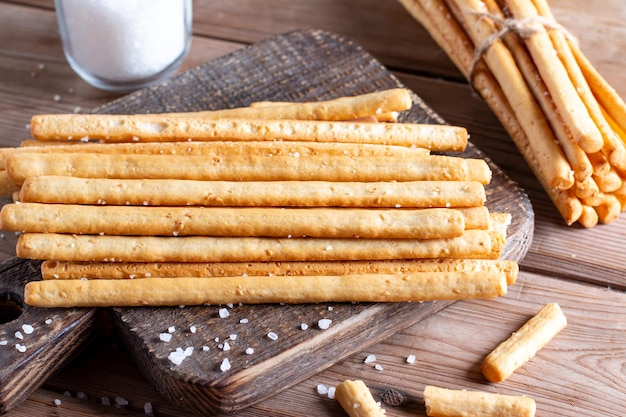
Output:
[467, 12, 578, 96]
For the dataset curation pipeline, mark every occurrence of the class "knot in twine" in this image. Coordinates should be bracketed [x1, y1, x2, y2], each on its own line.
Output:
[468, 12, 579, 94]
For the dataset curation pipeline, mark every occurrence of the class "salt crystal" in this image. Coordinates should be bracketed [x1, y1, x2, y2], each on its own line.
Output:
[0, 340, 7, 346]
[101, 397, 111, 406]
[406, 354, 416, 364]
[22, 324, 35, 334]
[76, 392, 88, 400]
[159, 333, 172, 342]
[53, 94, 61, 102]
[245, 347, 254, 355]
[267, 332, 278, 341]
[189, 325, 197, 333]
[239, 318, 249, 324]
[218, 308, 230, 318]
[375, 364, 384, 371]
[144, 402, 154, 415]
[54, 398, 62, 406]
[300, 322, 309, 330]
[364, 354, 376, 363]
[220, 358, 231, 372]
[229, 334, 237, 340]
[168, 326, 176, 333]
[317, 319, 332, 330]
[15, 331, 23, 340]
[316, 384, 328, 395]
[327, 386, 336, 399]
[202, 345, 210, 351]
[168, 346, 193, 365]
[115, 397, 129, 407]
[15, 344, 26, 352]
[222, 342, 231, 351]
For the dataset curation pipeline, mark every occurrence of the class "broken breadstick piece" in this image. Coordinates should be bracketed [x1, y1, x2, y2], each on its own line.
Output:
[24, 271, 508, 307]
[481, 302, 567, 383]
[335, 380, 386, 417]
[423, 385, 536, 417]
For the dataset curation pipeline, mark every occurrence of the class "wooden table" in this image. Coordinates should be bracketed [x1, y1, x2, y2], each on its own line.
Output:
[0, 0, 624, 416]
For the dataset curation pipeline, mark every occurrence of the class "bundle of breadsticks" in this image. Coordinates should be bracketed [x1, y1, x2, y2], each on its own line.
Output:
[398, 0, 626, 227]
[0, 88, 518, 308]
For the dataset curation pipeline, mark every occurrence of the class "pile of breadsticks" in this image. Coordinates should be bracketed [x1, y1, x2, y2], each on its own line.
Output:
[399, 0, 626, 227]
[0, 88, 518, 308]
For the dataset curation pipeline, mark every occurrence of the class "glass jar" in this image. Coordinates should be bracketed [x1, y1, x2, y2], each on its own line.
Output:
[55, 0, 192, 93]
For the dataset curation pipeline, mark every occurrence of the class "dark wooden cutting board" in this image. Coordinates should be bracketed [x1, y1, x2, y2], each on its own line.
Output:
[0, 29, 533, 415]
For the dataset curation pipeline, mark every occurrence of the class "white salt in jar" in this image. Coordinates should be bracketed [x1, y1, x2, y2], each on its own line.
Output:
[55, 0, 192, 92]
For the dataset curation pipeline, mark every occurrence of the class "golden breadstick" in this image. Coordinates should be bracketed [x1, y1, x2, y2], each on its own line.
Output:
[578, 205, 599, 228]
[613, 179, 626, 210]
[594, 169, 622, 193]
[16, 230, 496, 263]
[166, 88, 411, 122]
[449, 0, 573, 189]
[335, 380, 385, 417]
[0, 140, 430, 170]
[423, 385, 536, 417]
[398, 0, 583, 225]
[29, 115, 468, 150]
[572, 176, 601, 200]
[1, 204, 470, 239]
[568, 37, 626, 141]
[18, 176, 485, 208]
[503, 0, 603, 154]
[0, 170, 20, 196]
[595, 193, 621, 224]
[481, 302, 567, 383]
[23, 270, 508, 307]
[6, 153, 492, 185]
[249, 101, 399, 122]
[40, 258, 519, 285]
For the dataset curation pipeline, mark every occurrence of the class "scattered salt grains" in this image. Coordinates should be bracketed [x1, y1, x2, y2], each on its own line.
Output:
[53, 398, 62, 406]
[316, 384, 328, 395]
[0, 340, 8, 346]
[189, 325, 197, 333]
[267, 332, 278, 341]
[364, 354, 377, 364]
[144, 402, 154, 415]
[300, 322, 309, 330]
[168, 326, 176, 333]
[229, 334, 237, 340]
[317, 319, 332, 330]
[218, 308, 230, 318]
[327, 386, 336, 399]
[220, 358, 231, 372]
[406, 354, 416, 364]
[101, 397, 111, 406]
[53, 94, 61, 102]
[245, 347, 254, 355]
[76, 392, 88, 400]
[375, 364, 384, 371]
[168, 346, 193, 365]
[115, 397, 129, 407]
[202, 345, 210, 351]
[15, 331, 23, 340]
[22, 324, 35, 334]
[325, 245, 333, 251]
[222, 342, 231, 351]
[159, 333, 172, 342]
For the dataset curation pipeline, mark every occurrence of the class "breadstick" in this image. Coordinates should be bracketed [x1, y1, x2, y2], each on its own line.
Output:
[594, 193, 621, 224]
[481, 302, 567, 383]
[572, 176, 600, 200]
[0, 170, 19, 196]
[29, 115, 468, 150]
[503, 0, 603, 154]
[531, 0, 626, 174]
[423, 385, 536, 417]
[40, 258, 519, 285]
[578, 205, 599, 228]
[0, 140, 430, 170]
[398, 0, 583, 225]
[6, 153, 492, 185]
[165, 88, 411, 122]
[16, 230, 496, 263]
[335, 380, 385, 417]
[248, 101, 397, 123]
[1, 204, 471, 239]
[449, 0, 574, 189]
[18, 176, 486, 208]
[568, 37, 626, 140]
[23, 270, 508, 307]
[594, 168, 622, 193]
